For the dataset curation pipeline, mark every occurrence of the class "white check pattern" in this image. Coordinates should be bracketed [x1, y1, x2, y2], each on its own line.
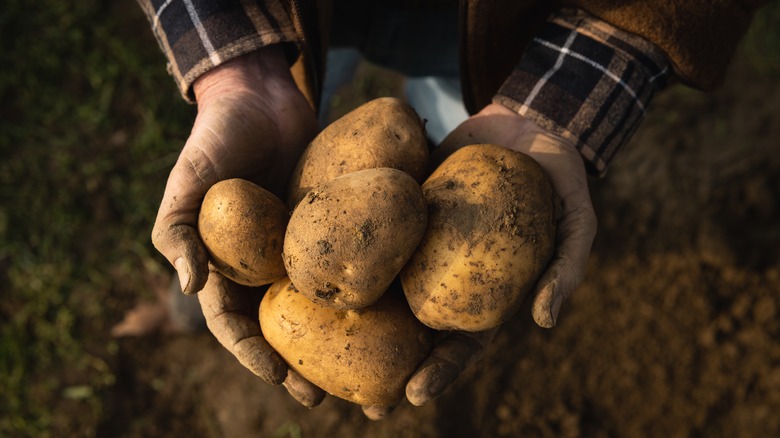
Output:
[495, 8, 671, 175]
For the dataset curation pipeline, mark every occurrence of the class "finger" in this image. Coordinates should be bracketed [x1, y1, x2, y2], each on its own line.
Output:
[361, 404, 395, 421]
[152, 143, 224, 295]
[152, 223, 210, 296]
[406, 329, 497, 406]
[282, 369, 326, 408]
[531, 189, 597, 328]
[198, 271, 288, 384]
[405, 357, 459, 407]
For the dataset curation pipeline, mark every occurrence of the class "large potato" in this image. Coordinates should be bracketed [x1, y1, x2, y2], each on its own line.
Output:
[284, 167, 427, 309]
[400, 144, 556, 332]
[259, 277, 433, 407]
[198, 178, 288, 286]
[287, 97, 429, 207]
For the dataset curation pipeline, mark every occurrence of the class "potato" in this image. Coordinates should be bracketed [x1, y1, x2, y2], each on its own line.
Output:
[287, 97, 429, 207]
[284, 167, 427, 309]
[400, 144, 556, 332]
[198, 178, 288, 286]
[259, 277, 433, 407]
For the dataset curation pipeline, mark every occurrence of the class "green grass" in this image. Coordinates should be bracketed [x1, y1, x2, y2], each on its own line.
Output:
[0, 0, 192, 435]
[0, 0, 778, 436]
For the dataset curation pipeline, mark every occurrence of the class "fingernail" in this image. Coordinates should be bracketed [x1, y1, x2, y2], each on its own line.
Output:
[426, 362, 459, 399]
[174, 258, 191, 294]
[363, 405, 394, 421]
[283, 370, 325, 408]
[407, 362, 459, 407]
[550, 293, 564, 326]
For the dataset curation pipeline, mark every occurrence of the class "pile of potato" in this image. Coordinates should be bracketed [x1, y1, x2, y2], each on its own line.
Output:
[197, 98, 556, 408]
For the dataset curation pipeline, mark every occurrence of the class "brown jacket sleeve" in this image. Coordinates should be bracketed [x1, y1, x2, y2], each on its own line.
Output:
[558, 0, 770, 89]
[494, 9, 672, 175]
[135, 0, 300, 103]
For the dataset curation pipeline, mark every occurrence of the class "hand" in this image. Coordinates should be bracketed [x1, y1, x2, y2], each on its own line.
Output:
[197, 270, 326, 407]
[151, 45, 318, 296]
[372, 103, 597, 415]
[433, 102, 597, 328]
[150, 46, 323, 402]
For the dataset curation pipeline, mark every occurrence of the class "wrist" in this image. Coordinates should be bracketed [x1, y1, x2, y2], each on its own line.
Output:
[193, 45, 298, 109]
[476, 103, 577, 152]
[191, 45, 317, 144]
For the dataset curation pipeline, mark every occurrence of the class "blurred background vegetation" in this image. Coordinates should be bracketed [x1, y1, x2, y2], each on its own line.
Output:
[0, 0, 196, 435]
[0, 0, 778, 436]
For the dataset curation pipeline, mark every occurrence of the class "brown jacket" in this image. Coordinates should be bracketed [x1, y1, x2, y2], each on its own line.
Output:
[288, 0, 766, 114]
[137, 0, 768, 172]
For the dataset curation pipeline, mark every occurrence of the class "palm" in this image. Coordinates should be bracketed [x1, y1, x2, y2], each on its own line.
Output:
[186, 91, 318, 197]
[437, 103, 597, 327]
[152, 85, 317, 295]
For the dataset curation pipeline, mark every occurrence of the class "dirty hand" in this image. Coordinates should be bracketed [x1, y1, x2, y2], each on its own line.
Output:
[151, 46, 318, 295]
[371, 102, 597, 414]
[150, 47, 323, 402]
[434, 102, 597, 329]
[198, 272, 326, 407]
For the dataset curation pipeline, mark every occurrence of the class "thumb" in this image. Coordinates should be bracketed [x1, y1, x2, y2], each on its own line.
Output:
[531, 190, 597, 327]
[152, 147, 218, 295]
[152, 223, 210, 295]
[283, 369, 326, 408]
[405, 329, 497, 406]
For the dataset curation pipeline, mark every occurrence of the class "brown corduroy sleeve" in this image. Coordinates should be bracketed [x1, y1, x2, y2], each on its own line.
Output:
[557, 0, 769, 90]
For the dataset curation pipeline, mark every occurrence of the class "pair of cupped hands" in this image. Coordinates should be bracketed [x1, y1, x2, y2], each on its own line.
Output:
[153, 46, 596, 420]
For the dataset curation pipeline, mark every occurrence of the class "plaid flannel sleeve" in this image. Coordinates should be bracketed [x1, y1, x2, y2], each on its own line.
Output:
[136, 0, 298, 103]
[494, 9, 671, 175]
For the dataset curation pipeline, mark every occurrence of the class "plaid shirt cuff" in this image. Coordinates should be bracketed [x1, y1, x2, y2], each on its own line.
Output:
[494, 9, 671, 175]
[136, 0, 298, 103]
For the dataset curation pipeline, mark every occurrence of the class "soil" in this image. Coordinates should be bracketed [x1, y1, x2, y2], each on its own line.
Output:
[101, 54, 780, 436]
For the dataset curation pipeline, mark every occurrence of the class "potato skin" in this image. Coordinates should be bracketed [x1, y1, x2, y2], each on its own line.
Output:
[400, 144, 556, 332]
[259, 277, 433, 407]
[287, 97, 429, 207]
[198, 179, 288, 286]
[284, 168, 427, 309]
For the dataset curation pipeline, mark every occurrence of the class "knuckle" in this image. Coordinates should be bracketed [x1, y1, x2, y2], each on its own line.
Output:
[150, 222, 166, 248]
[559, 197, 598, 241]
[182, 144, 220, 188]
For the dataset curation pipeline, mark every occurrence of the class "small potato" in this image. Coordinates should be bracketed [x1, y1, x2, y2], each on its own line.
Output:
[259, 277, 433, 407]
[198, 178, 288, 286]
[287, 97, 429, 207]
[401, 144, 556, 332]
[284, 168, 427, 309]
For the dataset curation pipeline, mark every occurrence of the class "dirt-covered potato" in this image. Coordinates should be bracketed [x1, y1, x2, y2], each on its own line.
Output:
[284, 167, 427, 310]
[400, 144, 557, 332]
[259, 277, 433, 407]
[287, 97, 429, 207]
[198, 178, 288, 286]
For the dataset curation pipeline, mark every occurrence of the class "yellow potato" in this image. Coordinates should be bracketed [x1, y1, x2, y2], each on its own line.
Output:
[287, 97, 429, 207]
[400, 144, 556, 331]
[259, 277, 433, 407]
[284, 167, 427, 309]
[198, 178, 288, 286]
